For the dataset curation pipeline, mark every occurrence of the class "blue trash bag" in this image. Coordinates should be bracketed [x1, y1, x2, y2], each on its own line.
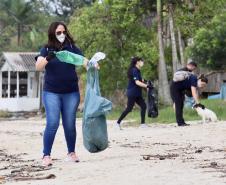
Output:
[220, 83, 226, 100]
[208, 83, 226, 100]
[208, 94, 221, 99]
[82, 67, 112, 153]
[184, 95, 195, 108]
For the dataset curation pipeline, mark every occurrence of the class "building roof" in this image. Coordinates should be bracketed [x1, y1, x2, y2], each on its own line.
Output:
[0, 52, 38, 72]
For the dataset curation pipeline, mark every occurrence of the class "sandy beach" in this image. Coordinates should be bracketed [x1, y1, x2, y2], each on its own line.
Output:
[1, 117, 226, 185]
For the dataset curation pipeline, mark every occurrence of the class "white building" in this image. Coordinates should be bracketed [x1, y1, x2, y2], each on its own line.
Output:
[0, 52, 43, 112]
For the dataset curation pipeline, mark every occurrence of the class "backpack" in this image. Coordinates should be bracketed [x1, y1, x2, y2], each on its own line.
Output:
[173, 70, 192, 82]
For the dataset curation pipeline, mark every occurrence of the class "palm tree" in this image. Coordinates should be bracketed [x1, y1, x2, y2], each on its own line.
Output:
[0, 0, 36, 46]
[157, 0, 171, 105]
[168, 1, 180, 73]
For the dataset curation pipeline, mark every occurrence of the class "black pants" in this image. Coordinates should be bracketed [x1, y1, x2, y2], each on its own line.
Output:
[117, 96, 147, 124]
[170, 83, 185, 125]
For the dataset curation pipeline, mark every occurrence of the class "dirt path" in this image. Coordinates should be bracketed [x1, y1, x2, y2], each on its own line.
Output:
[0, 118, 226, 185]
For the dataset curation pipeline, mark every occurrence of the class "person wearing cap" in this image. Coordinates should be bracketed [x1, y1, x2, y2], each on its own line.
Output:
[170, 65, 208, 126]
[180, 61, 197, 72]
[115, 57, 150, 130]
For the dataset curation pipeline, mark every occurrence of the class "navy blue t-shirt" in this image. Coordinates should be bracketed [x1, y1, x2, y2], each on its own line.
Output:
[173, 74, 198, 90]
[36, 44, 83, 93]
[127, 67, 143, 97]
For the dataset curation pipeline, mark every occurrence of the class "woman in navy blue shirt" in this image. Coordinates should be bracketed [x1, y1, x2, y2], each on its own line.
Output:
[116, 57, 149, 130]
[36, 22, 89, 166]
[170, 74, 208, 126]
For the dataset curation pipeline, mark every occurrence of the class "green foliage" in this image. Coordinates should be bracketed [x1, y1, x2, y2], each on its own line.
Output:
[0, 0, 55, 52]
[187, 13, 226, 69]
[175, 0, 226, 38]
[69, 0, 158, 96]
[1, 0, 226, 104]
[0, 111, 11, 118]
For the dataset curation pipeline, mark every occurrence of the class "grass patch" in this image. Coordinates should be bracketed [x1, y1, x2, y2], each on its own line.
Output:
[0, 111, 11, 118]
[106, 99, 226, 124]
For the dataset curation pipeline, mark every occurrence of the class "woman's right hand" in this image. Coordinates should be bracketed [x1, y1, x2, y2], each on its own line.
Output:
[46, 51, 55, 61]
[35, 56, 48, 71]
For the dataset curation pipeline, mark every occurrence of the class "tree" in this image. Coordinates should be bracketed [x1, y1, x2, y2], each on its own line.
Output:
[168, 1, 180, 73]
[175, 0, 226, 39]
[187, 13, 226, 69]
[0, 0, 38, 46]
[157, 0, 171, 104]
[42, 0, 95, 22]
[69, 0, 158, 98]
[0, 0, 56, 51]
[177, 28, 185, 66]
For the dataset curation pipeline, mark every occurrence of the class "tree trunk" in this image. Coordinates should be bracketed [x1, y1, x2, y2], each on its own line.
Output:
[162, 17, 171, 48]
[177, 28, 186, 66]
[17, 23, 21, 46]
[168, 3, 179, 73]
[157, 0, 171, 105]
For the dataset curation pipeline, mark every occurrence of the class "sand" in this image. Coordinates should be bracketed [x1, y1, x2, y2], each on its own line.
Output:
[0, 117, 226, 185]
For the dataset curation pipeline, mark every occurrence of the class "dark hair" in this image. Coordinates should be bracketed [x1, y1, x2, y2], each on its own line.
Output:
[45, 21, 75, 50]
[198, 74, 208, 83]
[127, 56, 142, 79]
[188, 61, 197, 68]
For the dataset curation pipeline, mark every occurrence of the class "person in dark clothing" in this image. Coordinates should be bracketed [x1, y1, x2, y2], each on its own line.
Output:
[170, 74, 208, 126]
[179, 61, 197, 72]
[174, 61, 198, 98]
[116, 57, 150, 130]
[35, 22, 93, 166]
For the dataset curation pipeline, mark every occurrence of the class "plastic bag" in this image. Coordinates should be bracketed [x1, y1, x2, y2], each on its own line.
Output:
[82, 67, 112, 153]
[55, 51, 106, 67]
[55, 50, 84, 66]
[89, 52, 106, 66]
[147, 81, 158, 118]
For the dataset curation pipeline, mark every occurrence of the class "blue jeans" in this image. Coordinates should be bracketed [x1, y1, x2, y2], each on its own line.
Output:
[42, 91, 80, 156]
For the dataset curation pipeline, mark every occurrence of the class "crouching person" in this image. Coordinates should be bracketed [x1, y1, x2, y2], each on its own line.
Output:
[170, 74, 208, 126]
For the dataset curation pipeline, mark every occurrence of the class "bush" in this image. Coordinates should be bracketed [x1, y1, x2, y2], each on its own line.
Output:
[0, 111, 11, 118]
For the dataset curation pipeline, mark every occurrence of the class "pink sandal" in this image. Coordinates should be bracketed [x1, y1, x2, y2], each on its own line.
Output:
[65, 152, 80, 162]
[42, 155, 53, 166]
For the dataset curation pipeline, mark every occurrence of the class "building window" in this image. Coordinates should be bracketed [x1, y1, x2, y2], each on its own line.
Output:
[19, 72, 28, 97]
[1, 71, 28, 98]
[2, 72, 8, 98]
[10, 72, 17, 97]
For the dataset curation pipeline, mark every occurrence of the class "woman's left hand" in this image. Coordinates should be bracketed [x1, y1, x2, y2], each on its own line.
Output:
[83, 58, 100, 70]
[94, 63, 100, 70]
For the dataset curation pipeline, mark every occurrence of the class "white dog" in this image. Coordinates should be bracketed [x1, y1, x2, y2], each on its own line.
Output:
[193, 104, 218, 123]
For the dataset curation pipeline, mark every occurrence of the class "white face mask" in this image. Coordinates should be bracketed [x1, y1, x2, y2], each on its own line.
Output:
[140, 61, 144, 67]
[56, 33, 66, 43]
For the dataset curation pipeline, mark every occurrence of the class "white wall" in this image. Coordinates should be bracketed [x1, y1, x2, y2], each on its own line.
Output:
[0, 98, 40, 112]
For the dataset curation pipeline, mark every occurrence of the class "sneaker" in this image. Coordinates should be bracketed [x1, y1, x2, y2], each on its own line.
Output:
[65, 152, 80, 163]
[42, 155, 52, 167]
[139, 123, 149, 128]
[178, 123, 190, 127]
[115, 123, 123, 130]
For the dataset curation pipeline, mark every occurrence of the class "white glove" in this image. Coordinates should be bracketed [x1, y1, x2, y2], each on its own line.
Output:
[89, 52, 106, 66]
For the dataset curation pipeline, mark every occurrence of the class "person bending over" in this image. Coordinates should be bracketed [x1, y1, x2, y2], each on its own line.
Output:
[170, 74, 208, 126]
